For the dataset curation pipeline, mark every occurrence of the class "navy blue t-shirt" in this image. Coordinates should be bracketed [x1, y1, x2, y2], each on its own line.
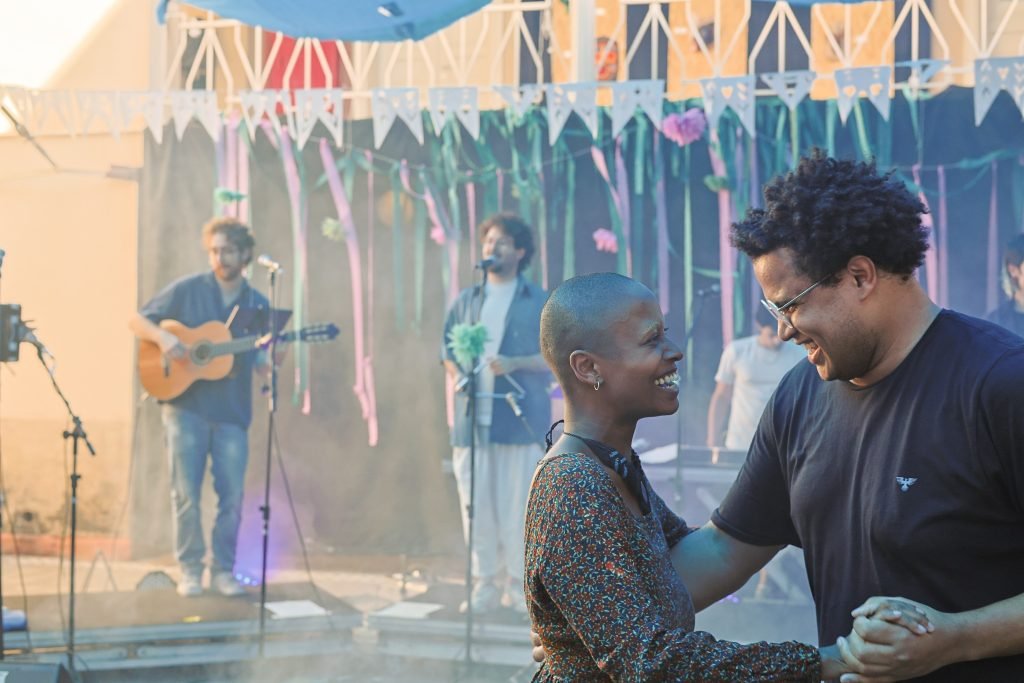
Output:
[140, 272, 269, 428]
[713, 310, 1024, 681]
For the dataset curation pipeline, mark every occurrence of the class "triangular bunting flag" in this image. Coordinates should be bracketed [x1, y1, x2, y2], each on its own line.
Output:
[193, 91, 221, 141]
[139, 92, 166, 143]
[290, 89, 343, 149]
[608, 80, 664, 139]
[834, 66, 892, 123]
[372, 88, 423, 148]
[4, 87, 31, 124]
[494, 84, 542, 120]
[974, 57, 1024, 126]
[700, 75, 757, 137]
[428, 87, 479, 139]
[32, 91, 74, 136]
[545, 83, 598, 144]
[760, 71, 816, 111]
[77, 91, 120, 138]
[169, 91, 197, 140]
[239, 89, 282, 141]
[898, 59, 948, 99]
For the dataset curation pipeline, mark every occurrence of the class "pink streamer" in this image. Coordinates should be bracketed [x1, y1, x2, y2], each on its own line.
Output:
[399, 163, 460, 305]
[225, 120, 239, 218]
[319, 139, 379, 446]
[708, 130, 735, 347]
[937, 166, 949, 308]
[466, 182, 477, 266]
[913, 164, 939, 302]
[497, 170, 504, 211]
[987, 161, 1000, 312]
[278, 129, 312, 414]
[590, 146, 631, 275]
[653, 128, 670, 313]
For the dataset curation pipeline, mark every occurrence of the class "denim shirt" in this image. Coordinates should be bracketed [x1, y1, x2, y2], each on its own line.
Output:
[442, 276, 551, 447]
[141, 271, 269, 428]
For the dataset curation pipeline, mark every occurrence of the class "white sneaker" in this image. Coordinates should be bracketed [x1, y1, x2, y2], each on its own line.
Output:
[212, 571, 246, 597]
[459, 580, 500, 613]
[176, 572, 203, 598]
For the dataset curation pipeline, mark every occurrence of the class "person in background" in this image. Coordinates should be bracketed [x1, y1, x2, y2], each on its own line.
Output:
[706, 304, 804, 451]
[986, 232, 1024, 337]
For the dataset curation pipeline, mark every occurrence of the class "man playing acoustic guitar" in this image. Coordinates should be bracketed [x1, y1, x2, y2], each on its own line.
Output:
[130, 217, 271, 598]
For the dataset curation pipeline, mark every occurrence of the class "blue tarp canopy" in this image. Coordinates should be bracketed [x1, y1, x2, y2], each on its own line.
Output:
[158, 0, 492, 42]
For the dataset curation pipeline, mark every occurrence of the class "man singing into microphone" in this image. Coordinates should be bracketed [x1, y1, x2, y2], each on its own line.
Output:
[130, 217, 271, 598]
[441, 213, 551, 615]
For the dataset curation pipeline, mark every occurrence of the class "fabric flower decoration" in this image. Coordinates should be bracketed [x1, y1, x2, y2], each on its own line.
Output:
[321, 217, 343, 242]
[662, 108, 707, 147]
[447, 322, 489, 369]
[430, 225, 447, 245]
[592, 228, 619, 254]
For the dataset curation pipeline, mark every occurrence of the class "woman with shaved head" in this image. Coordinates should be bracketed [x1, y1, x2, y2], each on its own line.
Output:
[523, 273, 894, 681]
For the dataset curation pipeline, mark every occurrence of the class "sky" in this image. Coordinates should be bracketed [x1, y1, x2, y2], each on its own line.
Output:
[0, 0, 121, 88]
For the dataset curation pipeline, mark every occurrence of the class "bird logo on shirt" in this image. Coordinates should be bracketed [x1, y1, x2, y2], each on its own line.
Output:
[896, 476, 918, 492]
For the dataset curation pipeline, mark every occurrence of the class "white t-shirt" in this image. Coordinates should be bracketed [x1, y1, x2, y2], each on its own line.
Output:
[475, 279, 518, 426]
[714, 335, 805, 450]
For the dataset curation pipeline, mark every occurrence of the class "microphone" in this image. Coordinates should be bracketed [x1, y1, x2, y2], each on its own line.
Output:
[256, 254, 282, 272]
[20, 326, 52, 360]
[696, 283, 721, 297]
[505, 393, 523, 418]
[475, 257, 496, 271]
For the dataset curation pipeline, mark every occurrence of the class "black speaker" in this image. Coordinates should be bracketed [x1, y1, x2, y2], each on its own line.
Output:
[0, 663, 72, 683]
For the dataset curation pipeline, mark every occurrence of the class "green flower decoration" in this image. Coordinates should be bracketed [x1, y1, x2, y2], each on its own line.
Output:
[447, 323, 488, 370]
[322, 217, 343, 242]
[213, 187, 246, 203]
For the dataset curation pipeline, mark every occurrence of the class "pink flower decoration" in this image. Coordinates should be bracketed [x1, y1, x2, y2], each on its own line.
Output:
[662, 108, 707, 147]
[592, 228, 619, 254]
[430, 225, 446, 245]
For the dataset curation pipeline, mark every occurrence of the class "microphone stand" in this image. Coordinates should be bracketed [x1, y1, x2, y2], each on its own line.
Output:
[34, 347, 96, 675]
[461, 265, 486, 668]
[257, 266, 279, 657]
[674, 289, 715, 509]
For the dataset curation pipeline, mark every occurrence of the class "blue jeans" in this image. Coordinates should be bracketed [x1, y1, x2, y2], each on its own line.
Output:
[161, 404, 249, 577]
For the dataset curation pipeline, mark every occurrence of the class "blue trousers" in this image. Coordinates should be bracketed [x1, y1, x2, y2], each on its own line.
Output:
[161, 405, 249, 577]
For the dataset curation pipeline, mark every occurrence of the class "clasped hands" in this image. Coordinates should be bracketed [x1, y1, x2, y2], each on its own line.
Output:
[529, 596, 953, 682]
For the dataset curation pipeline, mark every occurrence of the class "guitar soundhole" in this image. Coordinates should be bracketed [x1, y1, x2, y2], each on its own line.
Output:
[191, 342, 211, 365]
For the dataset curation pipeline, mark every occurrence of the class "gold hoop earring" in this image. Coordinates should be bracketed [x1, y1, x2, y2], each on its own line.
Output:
[594, 378, 602, 391]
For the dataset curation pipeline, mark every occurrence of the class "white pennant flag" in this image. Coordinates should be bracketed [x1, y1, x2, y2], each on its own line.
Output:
[372, 88, 423, 148]
[974, 57, 1024, 126]
[428, 87, 479, 139]
[170, 91, 196, 140]
[4, 87, 32, 124]
[169, 91, 220, 141]
[239, 89, 282, 141]
[136, 92, 166, 143]
[834, 66, 892, 123]
[494, 84, 542, 120]
[77, 91, 120, 138]
[898, 59, 948, 99]
[290, 89, 344, 149]
[700, 75, 757, 137]
[608, 80, 665, 139]
[760, 71, 816, 111]
[545, 83, 598, 144]
[194, 91, 221, 141]
[32, 91, 74, 136]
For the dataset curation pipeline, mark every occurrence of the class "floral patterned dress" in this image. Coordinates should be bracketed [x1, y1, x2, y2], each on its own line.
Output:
[525, 452, 821, 682]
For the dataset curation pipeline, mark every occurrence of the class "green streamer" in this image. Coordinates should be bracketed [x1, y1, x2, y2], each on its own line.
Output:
[683, 143, 694, 380]
[826, 100, 837, 157]
[413, 196, 427, 332]
[391, 170, 405, 332]
[563, 151, 576, 281]
[851, 100, 872, 161]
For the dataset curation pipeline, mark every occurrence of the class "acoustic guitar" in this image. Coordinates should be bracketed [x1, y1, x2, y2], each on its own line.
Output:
[138, 319, 338, 401]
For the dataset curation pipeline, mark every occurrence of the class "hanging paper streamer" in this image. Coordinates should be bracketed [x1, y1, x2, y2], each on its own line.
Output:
[912, 164, 938, 302]
[708, 129, 735, 347]
[545, 83, 598, 144]
[974, 57, 1024, 126]
[494, 84, 543, 122]
[427, 87, 480, 139]
[372, 88, 424, 148]
[987, 161, 1000, 312]
[590, 146, 630, 276]
[399, 162, 461, 305]
[834, 66, 892, 124]
[239, 89, 283, 141]
[700, 75, 757, 139]
[275, 128, 312, 413]
[608, 80, 664, 139]
[653, 127, 670, 314]
[290, 88, 344, 149]
[936, 165, 949, 309]
[319, 140, 380, 446]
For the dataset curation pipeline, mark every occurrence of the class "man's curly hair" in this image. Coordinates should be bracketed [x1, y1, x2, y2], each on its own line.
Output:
[731, 150, 929, 282]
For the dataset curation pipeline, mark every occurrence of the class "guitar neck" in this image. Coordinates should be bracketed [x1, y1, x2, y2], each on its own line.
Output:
[209, 336, 260, 358]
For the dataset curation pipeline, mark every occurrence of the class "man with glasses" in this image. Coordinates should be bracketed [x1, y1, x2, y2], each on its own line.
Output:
[131, 217, 270, 598]
[668, 151, 1024, 681]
